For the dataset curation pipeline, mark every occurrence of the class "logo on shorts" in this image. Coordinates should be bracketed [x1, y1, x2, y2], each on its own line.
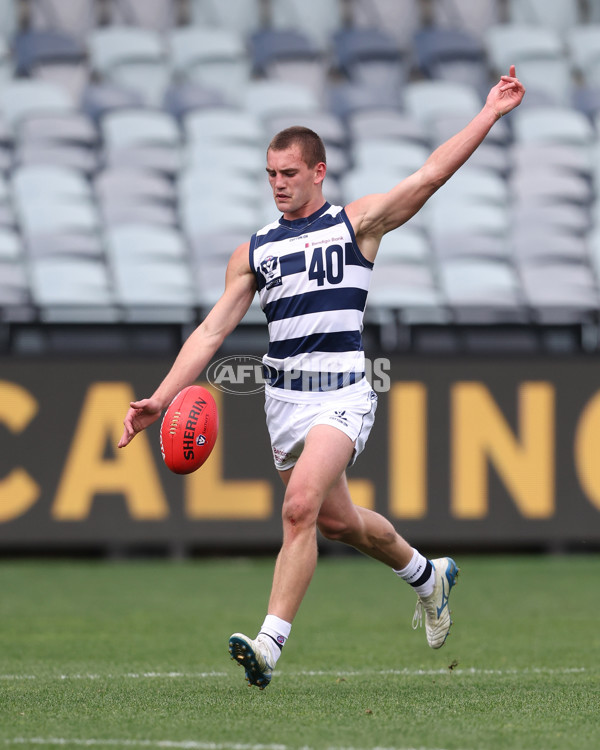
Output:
[273, 446, 295, 466]
[331, 410, 349, 426]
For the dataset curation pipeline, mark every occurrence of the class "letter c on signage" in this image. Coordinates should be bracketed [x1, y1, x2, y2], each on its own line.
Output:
[0, 381, 40, 521]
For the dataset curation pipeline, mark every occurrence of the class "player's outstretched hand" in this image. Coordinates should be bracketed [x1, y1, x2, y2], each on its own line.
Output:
[486, 64, 525, 119]
[118, 398, 163, 448]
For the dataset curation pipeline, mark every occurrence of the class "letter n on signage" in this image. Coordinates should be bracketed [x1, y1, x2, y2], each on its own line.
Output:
[389, 383, 427, 519]
[451, 382, 555, 519]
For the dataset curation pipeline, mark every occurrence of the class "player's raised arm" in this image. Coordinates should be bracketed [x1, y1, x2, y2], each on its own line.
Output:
[118, 242, 256, 448]
[346, 65, 525, 261]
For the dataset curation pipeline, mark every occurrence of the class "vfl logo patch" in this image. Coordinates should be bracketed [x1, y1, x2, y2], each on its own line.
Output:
[259, 255, 282, 289]
[196, 434, 206, 446]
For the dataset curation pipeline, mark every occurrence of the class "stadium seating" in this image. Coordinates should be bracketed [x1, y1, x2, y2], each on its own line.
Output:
[375, 225, 432, 265]
[168, 26, 251, 104]
[0, 258, 32, 310]
[413, 26, 489, 92]
[430, 0, 501, 42]
[351, 139, 430, 175]
[249, 28, 328, 100]
[438, 257, 527, 324]
[88, 26, 169, 106]
[27, 0, 100, 38]
[183, 107, 265, 146]
[403, 80, 483, 130]
[348, 0, 422, 49]
[0, 79, 76, 130]
[566, 25, 600, 88]
[0, 0, 597, 346]
[13, 29, 89, 100]
[188, 0, 265, 35]
[332, 27, 409, 104]
[507, 0, 580, 33]
[270, 0, 344, 51]
[28, 256, 119, 322]
[367, 263, 449, 330]
[106, 0, 179, 30]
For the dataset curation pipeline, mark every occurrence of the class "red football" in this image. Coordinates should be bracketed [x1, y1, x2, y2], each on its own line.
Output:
[160, 385, 219, 474]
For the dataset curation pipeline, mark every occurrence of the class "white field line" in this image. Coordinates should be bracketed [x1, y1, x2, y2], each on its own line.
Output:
[4, 740, 449, 750]
[4, 741, 288, 750]
[0, 667, 588, 682]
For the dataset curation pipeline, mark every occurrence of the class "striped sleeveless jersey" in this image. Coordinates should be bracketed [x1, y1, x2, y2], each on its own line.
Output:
[249, 202, 373, 400]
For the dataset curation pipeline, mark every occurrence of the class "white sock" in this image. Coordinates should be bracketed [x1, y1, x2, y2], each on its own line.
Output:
[393, 548, 435, 597]
[258, 614, 292, 665]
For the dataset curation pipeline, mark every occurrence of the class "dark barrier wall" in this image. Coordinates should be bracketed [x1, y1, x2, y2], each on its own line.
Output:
[2, 355, 600, 552]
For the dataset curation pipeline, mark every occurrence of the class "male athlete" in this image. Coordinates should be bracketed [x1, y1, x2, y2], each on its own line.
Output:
[119, 66, 525, 689]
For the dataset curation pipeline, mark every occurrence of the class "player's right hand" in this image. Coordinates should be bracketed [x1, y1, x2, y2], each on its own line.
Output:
[118, 398, 163, 448]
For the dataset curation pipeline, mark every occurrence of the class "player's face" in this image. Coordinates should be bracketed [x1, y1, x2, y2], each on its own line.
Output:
[266, 145, 325, 219]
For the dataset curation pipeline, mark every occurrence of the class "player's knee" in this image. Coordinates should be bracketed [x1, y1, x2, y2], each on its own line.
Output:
[282, 488, 320, 530]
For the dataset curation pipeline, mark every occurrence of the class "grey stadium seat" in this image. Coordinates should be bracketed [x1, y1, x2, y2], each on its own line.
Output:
[438, 257, 527, 324]
[183, 107, 265, 147]
[520, 262, 599, 324]
[430, 0, 501, 41]
[510, 106, 596, 148]
[333, 27, 408, 106]
[187, 0, 265, 36]
[348, 0, 422, 50]
[95, 167, 176, 206]
[27, 0, 100, 39]
[28, 257, 119, 323]
[250, 28, 328, 101]
[104, 223, 188, 263]
[507, 0, 581, 33]
[270, 0, 344, 51]
[100, 109, 180, 150]
[485, 24, 572, 104]
[88, 27, 169, 107]
[106, 0, 179, 30]
[0, 80, 75, 131]
[403, 80, 482, 131]
[375, 225, 432, 265]
[566, 25, 600, 88]
[242, 80, 321, 121]
[112, 258, 196, 324]
[168, 26, 251, 105]
[14, 30, 89, 101]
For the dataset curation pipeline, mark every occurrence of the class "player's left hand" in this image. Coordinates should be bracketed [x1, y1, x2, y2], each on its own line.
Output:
[486, 64, 526, 119]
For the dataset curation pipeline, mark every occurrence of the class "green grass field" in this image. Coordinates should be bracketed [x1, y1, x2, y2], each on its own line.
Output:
[0, 554, 598, 750]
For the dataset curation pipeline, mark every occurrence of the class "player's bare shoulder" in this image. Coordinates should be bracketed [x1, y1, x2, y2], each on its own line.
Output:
[344, 194, 389, 264]
[228, 240, 252, 271]
[225, 241, 255, 285]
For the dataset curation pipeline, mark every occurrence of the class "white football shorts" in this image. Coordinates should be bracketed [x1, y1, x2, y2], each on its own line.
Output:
[264, 378, 378, 471]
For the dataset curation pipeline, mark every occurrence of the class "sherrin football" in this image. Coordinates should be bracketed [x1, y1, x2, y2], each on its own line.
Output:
[160, 385, 219, 474]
